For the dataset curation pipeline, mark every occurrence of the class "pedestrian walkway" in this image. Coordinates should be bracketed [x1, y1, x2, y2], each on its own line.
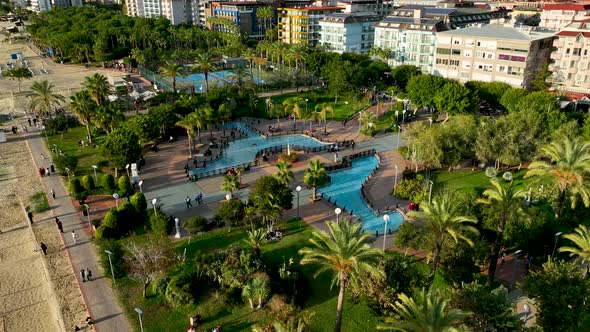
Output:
[364, 149, 411, 211]
[26, 129, 132, 332]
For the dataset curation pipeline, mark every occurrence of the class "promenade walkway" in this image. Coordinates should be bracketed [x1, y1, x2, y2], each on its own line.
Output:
[26, 129, 132, 332]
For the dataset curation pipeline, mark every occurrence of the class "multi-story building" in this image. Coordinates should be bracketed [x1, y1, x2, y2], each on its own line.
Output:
[29, 0, 81, 11]
[318, 12, 381, 53]
[433, 24, 555, 88]
[540, 3, 590, 30]
[336, 0, 393, 16]
[206, 1, 275, 38]
[373, 8, 446, 73]
[127, 0, 193, 24]
[278, 6, 343, 45]
[549, 19, 590, 93]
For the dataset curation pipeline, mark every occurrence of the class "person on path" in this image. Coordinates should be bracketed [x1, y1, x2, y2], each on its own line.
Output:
[71, 230, 77, 244]
[50, 188, 55, 199]
[186, 196, 192, 208]
[27, 118, 31, 126]
[27, 211, 33, 224]
[40, 153, 44, 160]
[55, 217, 63, 233]
[85, 268, 92, 281]
[199, 192, 203, 204]
[80, 269, 86, 282]
[40, 242, 47, 256]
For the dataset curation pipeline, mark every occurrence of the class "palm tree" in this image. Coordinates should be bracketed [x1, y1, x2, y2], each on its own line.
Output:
[304, 160, 327, 201]
[275, 160, 294, 186]
[83, 73, 111, 106]
[159, 60, 186, 93]
[222, 174, 240, 197]
[256, 6, 275, 36]
[194, 52, 217, 92]
[242, 282, 255, 309]
[559, 225, 590, 277]
[93, 102, 124, 133]
[251, 275, 271, 308]
[245, 228, 266, 257]
[299, 220, 384, 332]
[283, 97, 305, 130]
[408, 192, 479, 282]
[176, 113, 199, 158]
[253, 319, 306, 332]
[525, 137, 590, 217]
[5, 67, 32, 92]
[359, 111, 376, 132]
[477, 179, 526, 286]
[29, 80, 65, 117]
[254, 193, 282, 231]
[242, 48, 257, 77]
[228, 65, 252, 89]
[378, 288, 470, 332]
[316, 103, 334, 134]
[70, 90, 96, 143]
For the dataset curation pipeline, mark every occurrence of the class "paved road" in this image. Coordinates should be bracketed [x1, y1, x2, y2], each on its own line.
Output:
[26, 129, 132, 332]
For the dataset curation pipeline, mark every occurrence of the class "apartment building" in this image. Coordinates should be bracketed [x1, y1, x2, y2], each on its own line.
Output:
[433, 25, 555, 88]
[30, 0, 81, 11]
[206, 1, 275, 38]
[394, 3, 511, 30]
[549, 19, 590, 93]
[336, 0, 394, 16]
[127, 0, 193, 24]
[319, 12, 381, 53]
[540, 3, 590, 30]
[278, 6, 343, 45]
[373, 8, 446, 73]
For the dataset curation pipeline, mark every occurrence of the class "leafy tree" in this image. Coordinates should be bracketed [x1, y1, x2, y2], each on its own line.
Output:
[29, 80, 65, 116]
[249, 176, 293, 210]
[69, 178, 87, 203]
[97, 240, 125, 279]
[102, 128, 142, 170]
[530, 61, 552, 92]
[214, 199, 245, 226]
[477, 179, 526, 285]
[524, 259, 590, 331]
[274, 160, 294, 186]
[81, 175, 95, 192]
[299, 220, 384, 332]
[408, 192, 479, 282]
[124, 235, 173, 298]
[165, 272, 198, 307]
[130, 192, 147, 219]
[449, 282, 522, 331]
[434, 80, 479, 116]
[101, 173, 116, 191]
[83, 73, 111, 106]
[93, 102, 125, 133]
[559, 225, 590, 276]
[406, 74, 447, 108]
[148, 105, 177, 139]
[245, 228, 266, 257]
[247, 273, 271, 308]
[53, 153, 78, 176]
[4, 66, 32, 92]
[101, 209, 121, 238]
[378, 288, 470, 332]
[69, 90, 96, 143]
[159, 60, 186, 92]
[465, 81, 511, 109]
[117, 201, 138, 233]
[185, 216, 209, 234]
[500, 88, 528, 113]
[126, 114, 159, 142]
[117, 174, 133, 197]
[390, 65, 421, 91]
[525, 137, 590, 216]
[221, 174, 240, 198]
[304, 160, 327, 201]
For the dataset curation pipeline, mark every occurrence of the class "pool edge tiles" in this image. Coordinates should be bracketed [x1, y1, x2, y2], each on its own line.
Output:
[318, 155, 404, 233]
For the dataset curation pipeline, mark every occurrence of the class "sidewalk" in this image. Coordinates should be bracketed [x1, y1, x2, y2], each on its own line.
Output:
[26, 129, 132, 332]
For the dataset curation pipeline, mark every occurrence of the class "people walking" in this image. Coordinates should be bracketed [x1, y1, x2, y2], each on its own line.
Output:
[80, 269, 86, 282]
[55, 217, 63, 233]
[50, 188, 55, 199]
[186, 196, 192, 208]
[40, 242, 47, 256]
[27, 211, 33, 224]
[71, 230, 77, 244]
[85, 268, 92, 281]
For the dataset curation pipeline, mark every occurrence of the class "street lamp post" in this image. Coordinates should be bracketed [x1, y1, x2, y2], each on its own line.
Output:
[396, 125, 401, 150]
[394, 165, 399, 195]
[151, 198, 158, 217]
[225, 193, 231, 201]
[104, 250, 117, 288]
[65, 167, 71, 183]
[552, 232, 563, 258]
[296, 186, 302, 218]
[174, 218, 181, 239]
[126, 164, 130, 178]
[511, 249, 522, 287]
[41, 125, 48, 144]
[91, 165, 98, 182]
[335, 207, 342, 224]
[135, 308, 144, 332]
[83, 204, 92, 236]
[112, 193, 120, 208]
[382, 214, 389, 251]
[428, 180, 434, 203]
[138, 180, 143, 193]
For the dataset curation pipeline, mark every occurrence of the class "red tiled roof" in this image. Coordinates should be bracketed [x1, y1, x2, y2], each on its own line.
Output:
[564, 92, 590, 100]
[556, 31, 590, 37]
[542, 3, 590, 10]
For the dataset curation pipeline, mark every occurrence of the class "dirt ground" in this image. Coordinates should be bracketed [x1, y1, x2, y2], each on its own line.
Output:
[0, 136, 90, 331]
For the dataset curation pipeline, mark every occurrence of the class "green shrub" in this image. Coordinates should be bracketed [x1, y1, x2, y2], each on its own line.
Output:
[53, 153, 78, 175]
[393, 176, 427, 202]
[361, 127, 377, 137]
[69, 178, 88, 203]
[130, 192, 148, 219]
[102, 209, 121, 238]
[30, 192, 50, 213]
[185, 216, 209, 234]
[117, 202, 138, 234]
[118, 175, 132, 197]
[45, 114, 79, 134]
[214, 199, 245, 226]
[81, 175, 95, 191]
[101, 173, 116, 191]
[149, 210, 173, 235]
[165, 272, 196, 307]
[94, 225, 114, 240]
[97, 239, 125, 278]
[152, 275, 170, 295]
[393, 222, 429, 250]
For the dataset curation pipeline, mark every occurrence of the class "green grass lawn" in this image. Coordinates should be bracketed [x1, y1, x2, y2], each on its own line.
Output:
[118, 219, 384, 331]
[47, 126, 109, 177]
[432, 169, 544, 194]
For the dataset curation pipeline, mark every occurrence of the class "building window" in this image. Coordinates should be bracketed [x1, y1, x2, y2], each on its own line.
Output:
[436, 48, 451, 55]
[452, 49, 461, 55]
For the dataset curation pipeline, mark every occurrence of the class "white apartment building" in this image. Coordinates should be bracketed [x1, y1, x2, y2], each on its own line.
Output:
[29, 0, 81, 11]
[540, 3, 590, 30]
[127, 0, 193, 25]
[336, 0, 394, 16]
[433, 25, 555, 88]
[319, 12, 381, 53]
[549, 19, 590, 93]
[373, 9, 445, 73]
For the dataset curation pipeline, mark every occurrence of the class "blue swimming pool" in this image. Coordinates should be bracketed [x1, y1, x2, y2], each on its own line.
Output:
[190, 122, 328, 176]
[318, 156, 403, 233]
[178, 70, 262, 92]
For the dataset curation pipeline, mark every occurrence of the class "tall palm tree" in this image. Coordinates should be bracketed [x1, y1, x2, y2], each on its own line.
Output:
[304, 159, 328, 201]
[176, 113, 199, 158]
[245, 228, 266, 257]
[525, 137, 590, 217]
[29, 80, 65, 117]
[408, 192, 479, 282]
[242, 48, 257, 77]
[359, 111, 376, 132]
[299, 220, 384, 332]
[242, 282, 255, 309]
[228, 65, 252, 89]
[378, 288, 470, 332]
[69, 90, 96, 143]
[254, 192, 282, 231]
[222, 174, 240, 197]
[251, 275, 271, 308]
[559, 225, 590, 277]
[83, 73, 111, 106]
[275, 160, 294, 186]
[159, 60, 186, 93]
[93, 102, 124, 133]
[283, 97, 305, 129]
[194, 52, 217, 92]
[316, 103, 334, 134]
[477, 179, 526, 286]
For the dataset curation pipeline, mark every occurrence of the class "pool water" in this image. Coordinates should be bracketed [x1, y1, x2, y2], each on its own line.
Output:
[318, 156, 403, 233]
[178, 70, 262, 91]
[191, 122, 327, 176]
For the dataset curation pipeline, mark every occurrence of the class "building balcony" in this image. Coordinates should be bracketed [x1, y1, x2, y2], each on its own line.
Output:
[553, 40, 564, 47]
[574, 42, 584, 48]
[550, 53, 561, 60]
[580, 82, 590, 89]
[568, 67, 578, 74]
[571, 55, 581, 61]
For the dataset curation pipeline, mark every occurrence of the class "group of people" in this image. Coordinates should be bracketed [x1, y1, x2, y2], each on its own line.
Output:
[38, 165, 55, 177]
[266, 228, 283, 240]
[80, 268, 93, 282]
[185, 192, 204, 208]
